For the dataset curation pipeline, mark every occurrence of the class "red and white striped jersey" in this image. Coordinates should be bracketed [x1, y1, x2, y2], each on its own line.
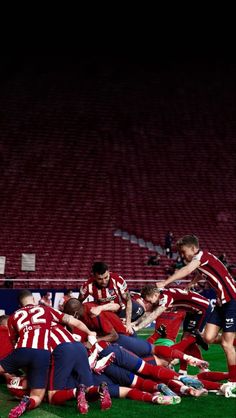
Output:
[158, 288, 210, 313]
[79, 272, 128, 309]
[193, 250, 236, 304]
[49, 323, 76, 352]
[8, 304, 65, 350]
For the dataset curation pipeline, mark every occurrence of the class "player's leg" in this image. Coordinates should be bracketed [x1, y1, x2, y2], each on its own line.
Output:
[221, 332, 236, 382]
[101, 344, 179, 383]
[116, 334, 152, 357]
[8, 349, 50, 417]
[73, 342, 94, 387]
[95, 384, 180, 405]
[220, 300, 236, 382]
[152, 344, 209, 369]
[203, 305, 222, 344]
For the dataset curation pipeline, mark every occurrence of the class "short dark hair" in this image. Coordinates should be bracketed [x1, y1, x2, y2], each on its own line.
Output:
[141, 284, 160, 299]
[176, 234, 199, 250]
[63, 298, 83, 318]
[64, 289, 73, 296]
[92, 262, 108, 275]
[18, 289, 32, 306]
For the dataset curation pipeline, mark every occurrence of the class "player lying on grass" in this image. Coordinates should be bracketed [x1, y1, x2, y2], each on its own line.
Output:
[63, 299, 213, 395]
[64, 298, 209, 372]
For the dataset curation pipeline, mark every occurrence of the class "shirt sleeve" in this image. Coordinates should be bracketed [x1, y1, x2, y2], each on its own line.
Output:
[7, 315, 18, 344]
[192, 250, 204, 263]
[49, 307, 66, 323]
[158, 293, 173, 309]
[117, 276, 128, 296]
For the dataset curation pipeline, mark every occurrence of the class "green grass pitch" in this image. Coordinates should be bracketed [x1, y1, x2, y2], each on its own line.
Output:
[0, 330, 235, 418]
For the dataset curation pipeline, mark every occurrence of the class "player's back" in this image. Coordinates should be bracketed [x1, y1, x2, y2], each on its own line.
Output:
[8, 304, 64, 350]
[161, 288, 210, 312]
[195, 250, 236, 303]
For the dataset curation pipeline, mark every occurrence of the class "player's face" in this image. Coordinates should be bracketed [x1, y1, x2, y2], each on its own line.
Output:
[94, 271, 110, 288]
[145, 292, 160, 304]
[180, 245, 196, 262]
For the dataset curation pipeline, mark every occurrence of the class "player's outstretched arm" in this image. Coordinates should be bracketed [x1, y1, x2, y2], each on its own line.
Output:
[157, 259, 200, 288]
[124, 292, 133, 332]
[62, 314, 96, 337]
[132, 306, 166, 332]
[90, 303, 120, 316]
[185, 272, 202, 290]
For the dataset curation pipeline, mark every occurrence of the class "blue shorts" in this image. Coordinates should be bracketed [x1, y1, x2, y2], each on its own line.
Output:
[103, 363, 135, 387]
[0, 348, 50, 389]
[49, 342, 93, 390]
[118, 300, 145, 322]
[101, 344, 142, 372]
[92, 373, 120, 398]
[116, 334, 152, 357]
[206, 300, 236, 332]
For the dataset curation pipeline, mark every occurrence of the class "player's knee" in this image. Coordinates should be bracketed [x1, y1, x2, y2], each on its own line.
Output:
[202, 333, 215, 344]
[221, 339, 233, 352]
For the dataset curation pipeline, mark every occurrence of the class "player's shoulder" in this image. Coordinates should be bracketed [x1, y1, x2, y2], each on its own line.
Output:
[110, 272, 126, 283]
[192, 249, 205, 262]
[81, 276, 94, 286]
[79, 277, 93, 294]
[194, 249, 217, 265]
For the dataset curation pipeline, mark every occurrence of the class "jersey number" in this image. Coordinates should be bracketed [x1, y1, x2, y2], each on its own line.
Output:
[15, 307, 46, 331]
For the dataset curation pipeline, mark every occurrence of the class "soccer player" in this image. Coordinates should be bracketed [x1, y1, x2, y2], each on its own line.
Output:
[0, 290, 97, 418]
[64, 298, 209, 374]
[132, 285, 210, 335]
[65, 298, 128, 343]
[48, 322, 112, 413]
[144, 307, 208, 374]
[79, 261, 144, 333]
[157, 234, 236, 386]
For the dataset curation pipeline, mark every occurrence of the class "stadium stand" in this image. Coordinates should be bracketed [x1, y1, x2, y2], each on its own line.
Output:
[0, 56, 235, 289]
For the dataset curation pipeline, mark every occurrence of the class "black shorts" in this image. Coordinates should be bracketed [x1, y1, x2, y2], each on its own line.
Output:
[206, 300, 236, 332]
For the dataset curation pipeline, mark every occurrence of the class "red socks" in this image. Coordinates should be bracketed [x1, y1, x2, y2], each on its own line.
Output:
[126, 389, 152, 403]
[228, 365, 236, 382]
[133, 376, 157, 392]
[51, 389, 75, 405]
[198, 379, 220, 390]
[173, 336, 196, 352]
[140, 362, 178, 382]
[26, 398, 36, 410]
[153, 345, 184, 361]
[197, 371, 229, 381]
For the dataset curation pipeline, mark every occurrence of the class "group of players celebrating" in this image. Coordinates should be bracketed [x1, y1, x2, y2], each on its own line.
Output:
[0, 234, 235, 417]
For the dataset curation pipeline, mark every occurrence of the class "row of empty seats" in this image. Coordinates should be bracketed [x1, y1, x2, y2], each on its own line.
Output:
[0, 57, 235, 289]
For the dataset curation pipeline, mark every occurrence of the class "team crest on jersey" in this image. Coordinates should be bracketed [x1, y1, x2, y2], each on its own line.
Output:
[108, 289, 116, 296]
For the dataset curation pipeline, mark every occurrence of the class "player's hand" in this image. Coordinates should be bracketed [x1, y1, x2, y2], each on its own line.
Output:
[90, 306, 102, 317]
[126, 324, 134, 335]
[156, 281, 166, 288]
